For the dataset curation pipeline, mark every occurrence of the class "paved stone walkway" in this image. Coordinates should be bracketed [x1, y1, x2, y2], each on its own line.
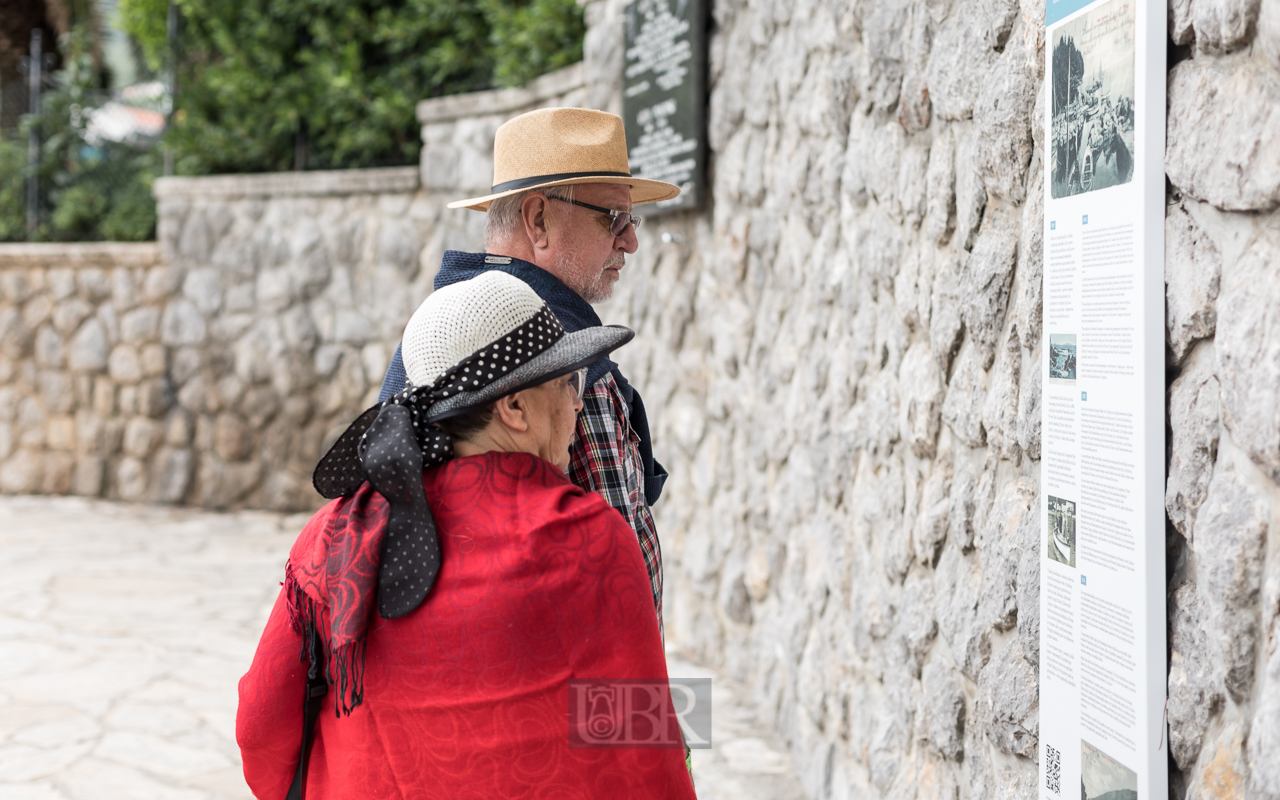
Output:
[0, 495, 803, 799]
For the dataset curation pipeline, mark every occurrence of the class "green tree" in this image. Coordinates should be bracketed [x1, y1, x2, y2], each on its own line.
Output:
[121, 0, 584, 175]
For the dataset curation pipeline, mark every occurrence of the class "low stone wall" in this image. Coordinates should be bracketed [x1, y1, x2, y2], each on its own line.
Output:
[1, 169, 436, 509]
[1, 243, 163, 497]
[144, 166, 441, 509]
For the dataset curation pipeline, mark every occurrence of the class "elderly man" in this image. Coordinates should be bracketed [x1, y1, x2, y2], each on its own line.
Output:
[377, 107, 678, 628]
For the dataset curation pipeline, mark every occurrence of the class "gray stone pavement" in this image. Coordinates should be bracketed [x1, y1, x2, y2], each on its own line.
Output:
[0, 495, 803, 799]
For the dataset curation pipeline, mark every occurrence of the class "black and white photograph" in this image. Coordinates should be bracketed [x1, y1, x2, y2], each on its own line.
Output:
[1048, 496, 1077, 568]
[1081, 739, 1138, 800]
[1050, 0, 1136, 199]
[1050, 334, 1078, 383]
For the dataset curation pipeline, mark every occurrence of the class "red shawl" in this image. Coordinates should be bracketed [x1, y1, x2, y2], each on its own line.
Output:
[237, 452, 695, 799]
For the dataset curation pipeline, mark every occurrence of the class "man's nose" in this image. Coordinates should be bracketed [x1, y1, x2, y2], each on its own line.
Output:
[616, 222, 639, 254]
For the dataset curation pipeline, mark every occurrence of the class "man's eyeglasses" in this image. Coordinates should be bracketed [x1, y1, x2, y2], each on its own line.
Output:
[548, 196, 643, 236]
[568, 367, 588, 400]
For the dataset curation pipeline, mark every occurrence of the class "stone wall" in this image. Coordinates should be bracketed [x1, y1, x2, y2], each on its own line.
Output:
[0, 243, 164, 498]
[576, 0, 1280, 798]
[0, 169, 432, 509]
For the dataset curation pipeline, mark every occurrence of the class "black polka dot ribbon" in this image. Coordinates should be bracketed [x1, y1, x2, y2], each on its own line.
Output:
[358, 404, 441, 618]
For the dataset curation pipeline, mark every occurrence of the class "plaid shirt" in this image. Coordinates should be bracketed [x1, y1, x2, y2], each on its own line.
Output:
[568, 372, 663, 630]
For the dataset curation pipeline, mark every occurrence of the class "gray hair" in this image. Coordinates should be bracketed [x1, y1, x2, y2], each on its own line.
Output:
[484, 184, 577, 251]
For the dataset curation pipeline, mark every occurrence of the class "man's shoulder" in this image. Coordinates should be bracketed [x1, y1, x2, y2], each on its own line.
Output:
[582, 373, 628, 418]
[433, 250, 491, 291]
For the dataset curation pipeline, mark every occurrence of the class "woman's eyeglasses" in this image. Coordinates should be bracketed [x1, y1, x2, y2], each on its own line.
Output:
[568, 367, 588, 400]
[548, 197, 642, 237]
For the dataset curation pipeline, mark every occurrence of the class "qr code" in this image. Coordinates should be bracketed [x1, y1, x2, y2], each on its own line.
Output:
[1045, 744, 1062, 794]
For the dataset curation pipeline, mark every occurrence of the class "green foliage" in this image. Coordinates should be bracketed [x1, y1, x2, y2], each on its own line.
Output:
[50, 184, 108, 236]
[0, 27, 159, 242]
[487, 0, 586, 88]
[43, 148, 158, 242]
[118, 0, 171, 72]
[100, 168, 158, 241]
[118, 0, 584, 174]
[0, 140, 28, 241]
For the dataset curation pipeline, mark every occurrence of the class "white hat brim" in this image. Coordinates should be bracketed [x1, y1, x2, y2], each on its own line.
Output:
[426, 324, 635, 422]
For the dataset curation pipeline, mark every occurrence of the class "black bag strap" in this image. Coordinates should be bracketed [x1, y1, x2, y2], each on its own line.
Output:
[287, 619, 328, 800]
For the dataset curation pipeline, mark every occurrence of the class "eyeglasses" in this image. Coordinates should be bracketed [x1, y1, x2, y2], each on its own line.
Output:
[548, 196, 643, 236]
[568, 367, 588, 400]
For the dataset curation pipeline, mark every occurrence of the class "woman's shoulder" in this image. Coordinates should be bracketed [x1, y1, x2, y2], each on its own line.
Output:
[426, 451, 601, 510]
[427, 452, 629, 536]
[427, 451, 573, 493]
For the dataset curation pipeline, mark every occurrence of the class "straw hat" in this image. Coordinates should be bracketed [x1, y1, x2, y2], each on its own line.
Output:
[313, 272, 634, 500]
[448, 107, 681, 211]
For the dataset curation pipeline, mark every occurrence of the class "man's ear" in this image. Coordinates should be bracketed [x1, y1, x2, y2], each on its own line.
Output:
[521, 193, 552, 252]
[491, 392, 532, 433]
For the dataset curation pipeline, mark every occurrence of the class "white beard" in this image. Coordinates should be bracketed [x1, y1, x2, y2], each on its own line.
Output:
[563, 252, 625, 304]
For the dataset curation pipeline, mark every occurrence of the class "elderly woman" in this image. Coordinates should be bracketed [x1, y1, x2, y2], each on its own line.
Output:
[237, 272, 695, 799]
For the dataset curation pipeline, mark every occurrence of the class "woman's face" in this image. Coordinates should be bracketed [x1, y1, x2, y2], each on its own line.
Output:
[522, 372, 585, 471]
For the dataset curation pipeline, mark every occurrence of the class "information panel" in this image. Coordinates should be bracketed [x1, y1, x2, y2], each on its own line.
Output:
[1039, 0, 1166, 798]
[622, 0, 706, 215]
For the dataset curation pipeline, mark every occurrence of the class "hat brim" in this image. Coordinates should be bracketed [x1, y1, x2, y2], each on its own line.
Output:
[312, 324, 635, 498]
[428, 324, 634, 422]
[447, 175, 681, 211]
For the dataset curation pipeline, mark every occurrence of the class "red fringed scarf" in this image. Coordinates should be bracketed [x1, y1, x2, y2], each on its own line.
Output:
[284, 483, 388, 716]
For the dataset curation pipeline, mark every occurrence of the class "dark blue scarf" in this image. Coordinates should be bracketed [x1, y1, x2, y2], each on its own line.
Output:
[377, 251, 667, 505]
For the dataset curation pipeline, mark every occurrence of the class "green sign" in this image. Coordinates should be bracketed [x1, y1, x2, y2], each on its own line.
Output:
[623, 0, 706, 215]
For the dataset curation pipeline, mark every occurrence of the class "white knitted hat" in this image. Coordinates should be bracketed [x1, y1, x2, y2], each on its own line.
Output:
[401, 271, 633, 422]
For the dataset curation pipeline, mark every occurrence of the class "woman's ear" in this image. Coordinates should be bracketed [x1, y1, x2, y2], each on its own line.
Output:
[491, 392, 532, 433]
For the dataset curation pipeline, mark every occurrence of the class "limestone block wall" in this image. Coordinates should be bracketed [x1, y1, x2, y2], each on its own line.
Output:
[578, 0, 1280, 797]
[0, 243, 166, 498]
[143, 167, 450, 510]
[0, 169, 456, 510]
